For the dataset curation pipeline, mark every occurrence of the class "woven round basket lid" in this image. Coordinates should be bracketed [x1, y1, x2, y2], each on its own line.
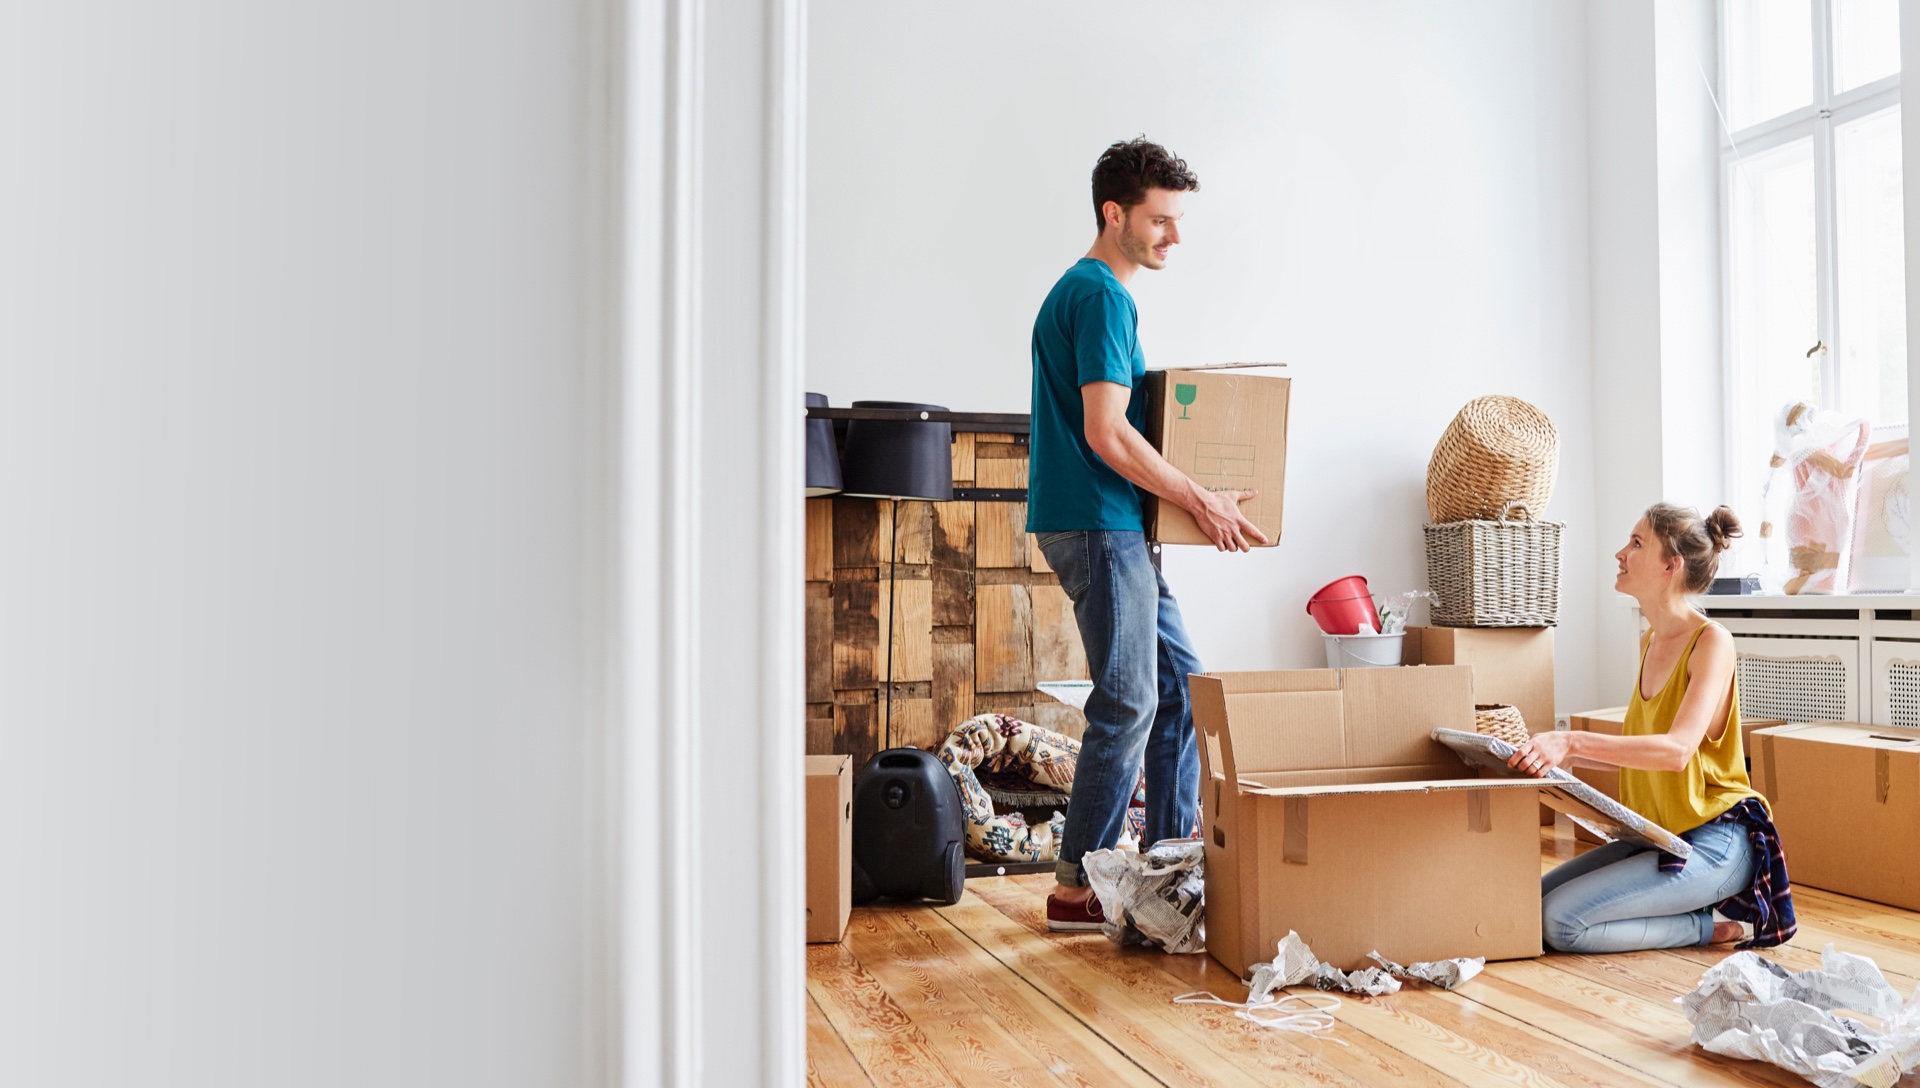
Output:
[1426, 396, 1559, 523]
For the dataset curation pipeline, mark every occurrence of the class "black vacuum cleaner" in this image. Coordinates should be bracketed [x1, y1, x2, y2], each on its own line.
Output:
[850, 747, 966, 906]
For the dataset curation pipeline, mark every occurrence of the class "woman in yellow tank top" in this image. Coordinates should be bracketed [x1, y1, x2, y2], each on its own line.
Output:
[1508, 504, 1796, 952]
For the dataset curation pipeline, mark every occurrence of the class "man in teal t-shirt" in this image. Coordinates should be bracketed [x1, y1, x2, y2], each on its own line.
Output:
[1029, 138, 1267, 933]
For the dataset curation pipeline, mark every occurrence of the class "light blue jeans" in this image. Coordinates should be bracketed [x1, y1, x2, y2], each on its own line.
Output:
[1540, 818, 1756, 952]
[1035, 530, 1202, 887]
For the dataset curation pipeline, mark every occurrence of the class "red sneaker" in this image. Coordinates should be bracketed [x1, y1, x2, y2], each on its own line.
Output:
[1046, 893, 1106, 932]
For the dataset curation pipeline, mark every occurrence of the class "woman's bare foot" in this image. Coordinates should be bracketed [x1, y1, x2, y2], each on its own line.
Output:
[1710, 920, 1747, 944]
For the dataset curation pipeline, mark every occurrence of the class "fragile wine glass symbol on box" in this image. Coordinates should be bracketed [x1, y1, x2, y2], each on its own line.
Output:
[1174, 383, 1197, 419]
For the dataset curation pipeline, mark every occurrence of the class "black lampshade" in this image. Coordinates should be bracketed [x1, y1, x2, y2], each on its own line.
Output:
[838, 400, 954, 501]
[805, 392, 843, 496]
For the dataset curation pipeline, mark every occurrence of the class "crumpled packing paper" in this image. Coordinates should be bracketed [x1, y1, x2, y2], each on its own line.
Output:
[1082, 839, 1206, 953]
[1249, 931, 1485, 999]
[1682, 945, 1920, 1088]
[1172, 930, 1484, 1044]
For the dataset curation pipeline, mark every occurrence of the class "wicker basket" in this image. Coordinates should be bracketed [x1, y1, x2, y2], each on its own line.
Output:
[1425, 503, 1563, 627]
[1473, 704, 1531, 748]
[1426, 396, 1560, 524]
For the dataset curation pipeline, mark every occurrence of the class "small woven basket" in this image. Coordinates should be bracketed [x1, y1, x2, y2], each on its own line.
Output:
[1425, 502, 1563, 627]
[1474, 704, 1531, 749]
[1426, 396, 1560, 524]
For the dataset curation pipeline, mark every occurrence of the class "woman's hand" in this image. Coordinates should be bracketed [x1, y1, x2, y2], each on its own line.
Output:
[1506, 730, 1575, 777]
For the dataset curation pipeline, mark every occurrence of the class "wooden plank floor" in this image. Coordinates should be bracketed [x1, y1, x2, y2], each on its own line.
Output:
[806, 823, 1920, 1087]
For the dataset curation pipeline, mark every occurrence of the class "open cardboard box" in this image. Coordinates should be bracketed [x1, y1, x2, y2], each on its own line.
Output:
[1191, 665, 1645, 976]
[1142, 363, 1288, 547]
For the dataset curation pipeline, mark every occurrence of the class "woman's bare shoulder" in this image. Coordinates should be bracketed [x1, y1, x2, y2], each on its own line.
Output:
[1694, 620, 1734, 661]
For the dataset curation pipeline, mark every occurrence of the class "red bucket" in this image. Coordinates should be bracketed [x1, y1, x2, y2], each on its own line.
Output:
[1307, 576, 1380, 635]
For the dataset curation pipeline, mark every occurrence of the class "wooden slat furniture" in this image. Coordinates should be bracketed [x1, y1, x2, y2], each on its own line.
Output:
[805, 429, 1091, 767]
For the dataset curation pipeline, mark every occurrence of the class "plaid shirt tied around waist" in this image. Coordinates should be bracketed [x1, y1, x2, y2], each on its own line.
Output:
[1655, 797, 1796, 950]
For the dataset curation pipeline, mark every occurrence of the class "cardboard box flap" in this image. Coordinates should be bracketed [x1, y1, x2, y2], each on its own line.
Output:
[1761, 722, 1920, 752]
[1215, 669, 1341, 695]
[1155, 361, 1289, 373]
[1342, 666, 1474, 767]
[1197, 667, 1475, 777]
[1219, 691, 1345, 772]
[805, 754, 851, 776]
[1245, 777, 1544, 799]
[1236, 763, 1466, 790]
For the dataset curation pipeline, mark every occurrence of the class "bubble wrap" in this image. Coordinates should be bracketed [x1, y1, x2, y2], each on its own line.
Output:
[1681, 946, 1920, 1088]
[1429, 727, 1692, 857]
[1081, 839, 1206, 953]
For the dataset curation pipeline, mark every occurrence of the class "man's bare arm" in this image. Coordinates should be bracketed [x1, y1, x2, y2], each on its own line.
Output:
[1081, 381, 1268, 552]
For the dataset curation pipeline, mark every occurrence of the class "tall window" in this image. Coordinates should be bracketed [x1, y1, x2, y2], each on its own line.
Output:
[1723, 0, 1904, 528]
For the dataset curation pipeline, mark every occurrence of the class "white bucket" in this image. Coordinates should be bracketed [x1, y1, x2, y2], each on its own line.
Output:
[1322, 631, 1406, 669]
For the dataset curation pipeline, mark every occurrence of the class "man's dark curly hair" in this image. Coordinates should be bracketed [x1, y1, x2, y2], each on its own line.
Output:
[1091, 137, 1199, 233]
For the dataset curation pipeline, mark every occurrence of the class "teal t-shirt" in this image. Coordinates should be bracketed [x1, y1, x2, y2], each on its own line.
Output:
[1026, 258, 1147, 532]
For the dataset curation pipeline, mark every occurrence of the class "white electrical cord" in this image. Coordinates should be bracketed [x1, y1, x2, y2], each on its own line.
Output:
[1172, 991, 1349, 1045]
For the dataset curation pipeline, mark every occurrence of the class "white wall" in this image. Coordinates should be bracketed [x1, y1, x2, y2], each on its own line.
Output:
[808, 0, 1601, 714]
[1656, 0, 1728, 514]
[1585, 0, 1738, 703]
[0, 5, 599, 1086]
[1587, 1, 1669, 704]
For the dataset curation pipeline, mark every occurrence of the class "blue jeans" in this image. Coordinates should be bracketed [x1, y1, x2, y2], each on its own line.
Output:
[1035, 530, 1202, 887]
[1540, 818, 1757, 952]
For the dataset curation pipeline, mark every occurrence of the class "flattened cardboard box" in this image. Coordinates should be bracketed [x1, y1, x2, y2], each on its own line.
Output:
[1750, 722, 1920, 911]
[806, 755, 853, 943]
[1142, 364, 1288, 547]
[1191, 665, 1587, 976]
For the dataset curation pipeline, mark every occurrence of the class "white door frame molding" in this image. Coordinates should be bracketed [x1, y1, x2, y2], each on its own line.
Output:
[611, 0, 806, 1084]
[1904, 0, 1920, 591]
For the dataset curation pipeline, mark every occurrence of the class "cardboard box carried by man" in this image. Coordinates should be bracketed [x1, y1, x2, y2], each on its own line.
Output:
[1142, 364, 1289, 547]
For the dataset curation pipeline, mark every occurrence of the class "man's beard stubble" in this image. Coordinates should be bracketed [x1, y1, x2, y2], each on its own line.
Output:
[1118, 221, 1155, 268]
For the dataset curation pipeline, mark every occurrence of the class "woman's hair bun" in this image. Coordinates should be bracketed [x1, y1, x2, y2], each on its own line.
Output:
[1704, 506, 1743, 552]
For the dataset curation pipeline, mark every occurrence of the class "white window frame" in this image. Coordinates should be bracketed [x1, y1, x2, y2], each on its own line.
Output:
[1718, 0, 1902, 496]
